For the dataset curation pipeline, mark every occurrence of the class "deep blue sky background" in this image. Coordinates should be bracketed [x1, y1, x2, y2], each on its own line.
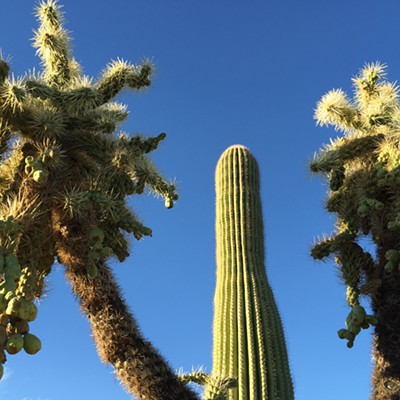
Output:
[1, 1, 400, 399]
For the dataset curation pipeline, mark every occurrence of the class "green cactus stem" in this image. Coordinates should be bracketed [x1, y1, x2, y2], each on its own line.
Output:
[210, 145, 293, 400]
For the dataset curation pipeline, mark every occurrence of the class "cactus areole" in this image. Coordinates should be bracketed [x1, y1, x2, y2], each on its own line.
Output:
[209, 145, 293, 400]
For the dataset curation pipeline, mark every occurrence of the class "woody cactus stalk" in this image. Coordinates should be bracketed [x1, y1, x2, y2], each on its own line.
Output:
[0, 1, 199, 399]
[311, 63, 400, 399]
[206, 145, 293, 400]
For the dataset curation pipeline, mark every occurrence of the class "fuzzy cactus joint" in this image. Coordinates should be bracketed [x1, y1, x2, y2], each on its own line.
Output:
[311, 63, 400, 399]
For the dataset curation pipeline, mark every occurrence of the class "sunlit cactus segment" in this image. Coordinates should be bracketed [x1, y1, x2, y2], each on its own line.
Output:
[211, 145, 293, 400]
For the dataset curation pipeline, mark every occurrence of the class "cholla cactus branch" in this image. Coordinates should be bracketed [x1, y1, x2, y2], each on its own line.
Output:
[311, 63, 400, 398]
[0, 1, 196, 399]
[95, 59, 153, 106]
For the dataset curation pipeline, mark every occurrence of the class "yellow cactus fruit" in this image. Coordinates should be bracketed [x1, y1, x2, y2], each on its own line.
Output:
[5, 333, 23, 354]
[23, 333, 41, 355]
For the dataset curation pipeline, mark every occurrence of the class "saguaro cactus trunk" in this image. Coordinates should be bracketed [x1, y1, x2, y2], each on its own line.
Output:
[209, 145, 293, 400]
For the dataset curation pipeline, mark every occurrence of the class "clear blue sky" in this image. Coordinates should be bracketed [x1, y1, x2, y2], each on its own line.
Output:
[1, 1, 399, 399]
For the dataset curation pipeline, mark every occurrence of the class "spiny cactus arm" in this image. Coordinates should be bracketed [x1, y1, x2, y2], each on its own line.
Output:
[33, 0, 77, 88]
[0, 82, 66, 141]
[67, 103, 129, 134]
[309, 134, 384, 174]
[95, 59, 153, 106]
[314, 88, 363, 132]
[125, 132, 167, 155]
[131, 155, 178, 208]
[178, 370, 236, 400]
[353, 63, 400, 124]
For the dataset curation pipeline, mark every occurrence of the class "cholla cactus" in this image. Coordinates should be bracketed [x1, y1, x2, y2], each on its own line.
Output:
[0, 1, 199, 399]
[209, 145, 293, 400]
[311, 63, 400, 399]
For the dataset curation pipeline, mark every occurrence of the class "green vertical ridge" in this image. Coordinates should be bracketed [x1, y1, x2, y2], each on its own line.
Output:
[211, 145, 293, 400]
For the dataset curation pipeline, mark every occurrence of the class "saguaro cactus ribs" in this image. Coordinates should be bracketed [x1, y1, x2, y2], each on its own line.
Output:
[208, 145, 294, 400]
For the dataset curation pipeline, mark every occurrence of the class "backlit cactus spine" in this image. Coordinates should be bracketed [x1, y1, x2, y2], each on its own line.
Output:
[208, 145, 293, 400]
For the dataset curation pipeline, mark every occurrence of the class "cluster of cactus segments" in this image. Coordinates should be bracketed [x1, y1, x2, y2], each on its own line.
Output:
[310, 62, 400, 347]
[210, 145, 293, 400]
[0, 0, 179, 386]
[338, 304, 377, 348]
[0, 251, 41, 378]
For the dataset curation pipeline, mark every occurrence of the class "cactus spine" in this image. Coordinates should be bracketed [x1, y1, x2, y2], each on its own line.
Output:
[208, 145, 293, 400]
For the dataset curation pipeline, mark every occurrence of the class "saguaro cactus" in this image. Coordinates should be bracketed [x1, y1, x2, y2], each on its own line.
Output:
[311, 63, 400, 399]
[0, 1, 199, 399]
[207, 145, 293, 400]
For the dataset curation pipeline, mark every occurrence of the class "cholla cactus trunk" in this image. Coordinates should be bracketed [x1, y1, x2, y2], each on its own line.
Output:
[61, 261, 198, 400]
[209, 145, 293, 400]
[371, 259, 400, 399]
[311, 63, 400, 399]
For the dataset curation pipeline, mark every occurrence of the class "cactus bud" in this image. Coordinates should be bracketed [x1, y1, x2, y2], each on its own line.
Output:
[385, 261, 395, 272]
[23, 333, 41, 355]
[88, 250, 101, 264]
[33, 169, 48, 183]
[338, 328, 347, 339]
[385, 249, 400, 263]
[87, 263, 98, 278]
[165, 198, 173, 209]
[5, 253, 21, 278]
[352, 305, 367, 323]
[89, 227, 105, 243]
[5, 333, 23, 354]
[101, 246, 112, 257]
